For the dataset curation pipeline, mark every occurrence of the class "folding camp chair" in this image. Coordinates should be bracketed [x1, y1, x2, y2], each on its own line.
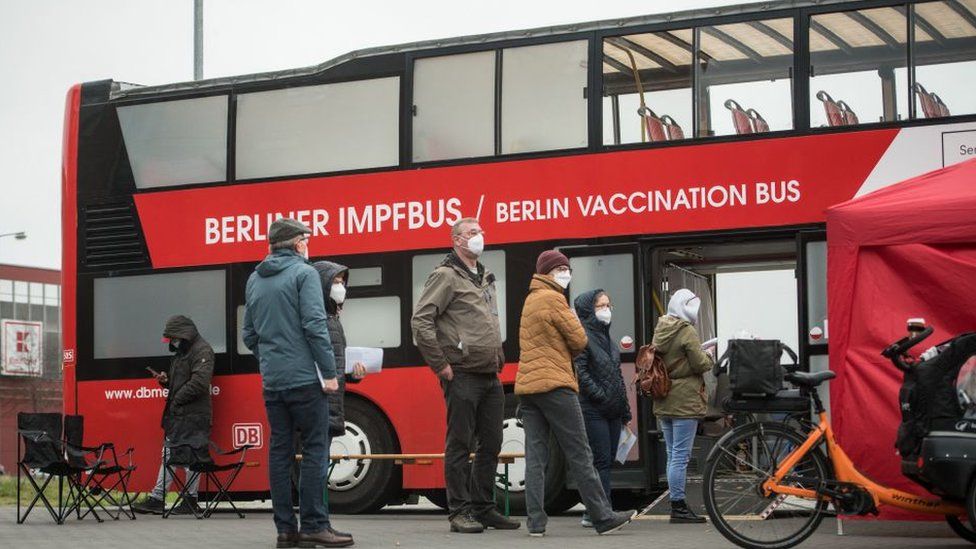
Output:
[16, 412, 103, 524]
[162, 441, 253, 519]
[64, 415, 138, 520]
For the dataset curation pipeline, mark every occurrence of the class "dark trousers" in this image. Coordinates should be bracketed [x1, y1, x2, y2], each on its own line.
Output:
[519, 389, 615, 532]
[442, 371, 504, 520]
[581, 401, 622, 505]
[264, 383, 330, 534]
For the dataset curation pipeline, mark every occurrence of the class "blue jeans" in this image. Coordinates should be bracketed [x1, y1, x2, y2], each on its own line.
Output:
[659, 417, 699, 502]
[264, 383, 330, 534]
[580, 401, 622, 505]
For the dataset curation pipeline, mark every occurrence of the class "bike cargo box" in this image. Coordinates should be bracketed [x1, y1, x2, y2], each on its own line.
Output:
[723, 389, 808, 413]
[901, 431, 976, 501]
[722, 339, 797, 396]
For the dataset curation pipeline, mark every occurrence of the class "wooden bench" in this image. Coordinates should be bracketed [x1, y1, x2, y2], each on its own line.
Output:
[296, 452, 525, 516]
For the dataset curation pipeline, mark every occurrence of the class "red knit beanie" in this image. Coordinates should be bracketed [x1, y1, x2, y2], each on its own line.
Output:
[536, 250, 570, 275]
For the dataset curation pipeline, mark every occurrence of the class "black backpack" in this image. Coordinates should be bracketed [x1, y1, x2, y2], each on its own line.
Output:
[896, 332, 976, 459]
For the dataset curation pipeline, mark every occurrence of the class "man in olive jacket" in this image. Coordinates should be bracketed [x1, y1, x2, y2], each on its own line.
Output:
[133, 315, 213, 515]
[411, 217, 518, 533]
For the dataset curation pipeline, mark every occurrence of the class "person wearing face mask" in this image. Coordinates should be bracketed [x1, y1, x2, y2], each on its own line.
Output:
[242, 218, 348, 548]
[652, 288, 713, 524]
[411, 218, 516, 534]
[132, 315, 214, 516]
[515, 250, 636, 537]
[573, 290, 631, 528]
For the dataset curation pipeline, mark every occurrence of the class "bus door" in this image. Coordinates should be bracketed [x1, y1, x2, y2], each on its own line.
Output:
[643, 233, 801, 487]
[558, 243, 654, 493]
[796, 230, 829, 412]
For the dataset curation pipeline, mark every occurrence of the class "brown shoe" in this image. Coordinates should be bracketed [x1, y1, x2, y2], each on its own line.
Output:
[298, 529, 354, 548]
[277, 532, 299, 548]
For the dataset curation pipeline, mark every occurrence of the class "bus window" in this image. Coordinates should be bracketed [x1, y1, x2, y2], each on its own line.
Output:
[567, 253, 635, 349]
[117, 95, 228, 189]
[347, 267, 382, 287]
[912, 1, 976, 119]
[411, 250, 506, 342]
[93, 270, 227, 359]
[236, 77, 399, 180]
[810, 7, 908, 127]
[602, 29, 693, 146]
[501, 41, 588, 154]
[342, 296, 402, 348]
[236, 305, 252, 355]
[805, 240, 828, 345]
[413, 51, 495, 162]
[698, 18, 794, 137]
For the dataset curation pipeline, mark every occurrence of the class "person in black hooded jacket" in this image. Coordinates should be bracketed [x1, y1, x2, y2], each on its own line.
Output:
[133, 315, 214, 515]
[574, 290, 631, 527]
[312, 261, 367, 438]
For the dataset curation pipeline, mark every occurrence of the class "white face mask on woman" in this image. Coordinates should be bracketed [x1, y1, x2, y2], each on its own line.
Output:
[595, 307, 612, 325]
[330, 283, 346, 304]
[552, 271, 572, 289]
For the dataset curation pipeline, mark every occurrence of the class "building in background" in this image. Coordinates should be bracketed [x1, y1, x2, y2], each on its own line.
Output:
[0, 264, 61, 475]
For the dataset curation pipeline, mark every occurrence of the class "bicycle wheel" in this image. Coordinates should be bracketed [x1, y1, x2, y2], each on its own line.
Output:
[703, 421, 832, 549]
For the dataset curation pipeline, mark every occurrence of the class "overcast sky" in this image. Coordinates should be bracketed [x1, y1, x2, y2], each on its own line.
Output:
[0, 0, 741, 269]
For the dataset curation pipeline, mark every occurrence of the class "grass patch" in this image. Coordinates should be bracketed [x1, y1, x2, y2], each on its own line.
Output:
[0, 474, 72, 507]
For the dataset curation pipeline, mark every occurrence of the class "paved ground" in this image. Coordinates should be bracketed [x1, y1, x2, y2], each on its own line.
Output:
[0, 503, 969, 549]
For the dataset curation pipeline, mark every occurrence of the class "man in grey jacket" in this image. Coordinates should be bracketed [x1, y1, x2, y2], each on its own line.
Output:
[411, 217, 519, 533]
[242, 218, 351, 549]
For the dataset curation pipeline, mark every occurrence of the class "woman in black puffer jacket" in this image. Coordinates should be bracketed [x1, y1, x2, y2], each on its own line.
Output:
[312, 260, 367, 438]
[574, 289, 631, 527]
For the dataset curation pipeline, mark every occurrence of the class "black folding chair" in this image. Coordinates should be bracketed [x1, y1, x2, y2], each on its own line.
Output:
[64, 415, 138, 520]
[162, 441, 253, 519]
[16, 412, 103, 524]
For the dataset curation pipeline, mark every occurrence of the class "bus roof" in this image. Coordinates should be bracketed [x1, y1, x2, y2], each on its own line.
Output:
[111, 0, 856, 100]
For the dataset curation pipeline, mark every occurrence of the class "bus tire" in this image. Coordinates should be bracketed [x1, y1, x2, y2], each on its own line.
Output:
[327, 396, 401, 514]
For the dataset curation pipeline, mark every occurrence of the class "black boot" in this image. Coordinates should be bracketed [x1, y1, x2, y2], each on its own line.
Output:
[669, 500, 706, 524]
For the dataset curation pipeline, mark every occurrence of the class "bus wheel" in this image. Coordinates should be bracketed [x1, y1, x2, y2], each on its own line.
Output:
[495, 393, 579, 515]
[327, 397, 401, 514]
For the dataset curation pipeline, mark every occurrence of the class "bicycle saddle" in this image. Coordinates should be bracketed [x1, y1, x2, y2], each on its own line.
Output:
[785, 370, 836, 387]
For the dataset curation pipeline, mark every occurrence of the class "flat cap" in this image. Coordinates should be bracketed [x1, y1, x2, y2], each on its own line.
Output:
[268, 217, 312, 245]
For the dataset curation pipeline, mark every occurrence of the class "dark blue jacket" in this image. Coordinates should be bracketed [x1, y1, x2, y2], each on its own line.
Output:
[574, 289, 631, 422]
[242, 249, 337, 391]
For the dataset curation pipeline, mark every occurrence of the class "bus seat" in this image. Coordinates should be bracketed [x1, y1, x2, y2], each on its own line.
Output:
[837, 100, 859, 125]
[725, 99, 753, 134]
[914, 83, 940, 118]
[747, 108, 769, 133]
[816, 90, 846, 127]
[661, 115, 684, 140]
[932, 93, 950, 117]
[638, 106, 668, 142]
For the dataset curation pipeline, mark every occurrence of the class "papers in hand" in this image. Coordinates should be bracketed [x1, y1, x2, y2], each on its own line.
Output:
[344, 347, 383, 374]
[700, 337, 718, 351]
[316, 347, 383, 385]
[616, 426, 637, 464]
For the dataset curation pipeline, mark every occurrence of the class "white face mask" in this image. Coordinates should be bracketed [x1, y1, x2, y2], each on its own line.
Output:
[595, 308, 612, 325]
[330, 283, 346, 304]
[465, 233, 485, 257]
[553, 271, 572, 289]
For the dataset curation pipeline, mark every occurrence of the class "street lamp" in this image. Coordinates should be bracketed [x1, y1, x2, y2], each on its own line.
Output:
[0, 231, 28, 262]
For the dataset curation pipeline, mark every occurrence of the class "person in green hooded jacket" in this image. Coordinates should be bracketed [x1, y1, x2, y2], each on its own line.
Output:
[652, 288, 713, 524]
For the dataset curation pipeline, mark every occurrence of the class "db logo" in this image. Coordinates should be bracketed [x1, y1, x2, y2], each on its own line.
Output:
[233, 423, 263, 449]
[63, 349, 75, 363]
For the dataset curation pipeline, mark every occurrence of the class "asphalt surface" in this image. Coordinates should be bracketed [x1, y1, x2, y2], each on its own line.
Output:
[0, 503, 969, 549]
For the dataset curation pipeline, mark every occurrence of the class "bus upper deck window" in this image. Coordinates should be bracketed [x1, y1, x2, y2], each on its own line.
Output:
[911, 1, 976, 119]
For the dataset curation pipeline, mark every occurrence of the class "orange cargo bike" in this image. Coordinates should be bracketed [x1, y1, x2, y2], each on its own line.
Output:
[701, 326, 976, 549]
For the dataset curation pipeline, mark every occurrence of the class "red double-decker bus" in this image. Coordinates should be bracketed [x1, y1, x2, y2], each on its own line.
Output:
[62, 0, 976, 513]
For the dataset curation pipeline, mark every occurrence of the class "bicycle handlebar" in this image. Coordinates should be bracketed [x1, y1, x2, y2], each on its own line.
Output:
[881, 326, 934, 372]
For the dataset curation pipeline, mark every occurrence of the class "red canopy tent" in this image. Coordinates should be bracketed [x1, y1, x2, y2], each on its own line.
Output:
[826, 158, 976, 520]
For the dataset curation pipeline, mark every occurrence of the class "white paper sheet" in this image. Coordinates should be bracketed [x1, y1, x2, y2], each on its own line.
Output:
[700, 337, 718, 350]
[344, 347, 384, 374]
[616, 426, 637, 464]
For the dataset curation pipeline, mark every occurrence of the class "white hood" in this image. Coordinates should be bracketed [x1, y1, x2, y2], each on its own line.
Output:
[667, 288, 700, 325]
